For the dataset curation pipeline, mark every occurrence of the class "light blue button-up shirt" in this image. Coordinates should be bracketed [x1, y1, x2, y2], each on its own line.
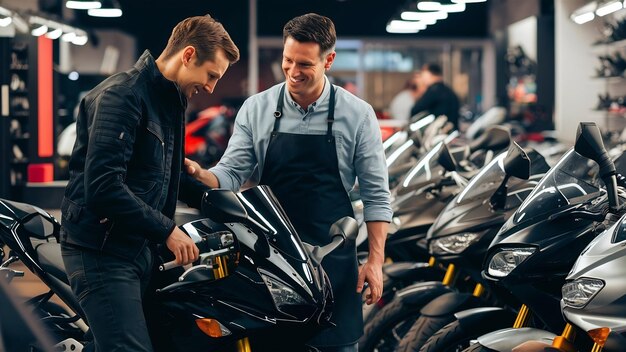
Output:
[210, 77, 392, 222]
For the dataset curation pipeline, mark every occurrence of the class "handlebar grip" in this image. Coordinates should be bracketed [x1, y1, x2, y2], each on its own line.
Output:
[158, 261, 182, 272]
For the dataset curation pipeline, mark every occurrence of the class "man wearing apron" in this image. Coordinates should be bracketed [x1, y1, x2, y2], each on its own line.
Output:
[186, 13, 391, 351]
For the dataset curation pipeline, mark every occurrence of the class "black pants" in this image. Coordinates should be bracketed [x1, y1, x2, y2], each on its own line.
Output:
[61, 244, 154, 352]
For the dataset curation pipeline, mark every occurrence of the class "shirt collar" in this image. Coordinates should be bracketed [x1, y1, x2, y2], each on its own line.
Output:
[284, 76, 331, 114]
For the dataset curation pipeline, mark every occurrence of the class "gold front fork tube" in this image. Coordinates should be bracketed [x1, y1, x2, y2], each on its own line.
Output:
[236, 337, 252, 352]
[551, 323, 576, 352]
[472, 283, 485, 297]
[428, 256, 436, 267]
[591, 343, 604, 352]
[512, 304, 530, 328]
[442, 263, 457, 286]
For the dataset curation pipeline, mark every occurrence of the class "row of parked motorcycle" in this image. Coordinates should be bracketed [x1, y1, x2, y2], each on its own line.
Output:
[1, 107, 626, 352]
[352, 111, 626, 352]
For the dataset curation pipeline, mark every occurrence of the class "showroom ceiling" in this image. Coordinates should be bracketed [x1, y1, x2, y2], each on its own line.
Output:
[70, 0, 488, 55]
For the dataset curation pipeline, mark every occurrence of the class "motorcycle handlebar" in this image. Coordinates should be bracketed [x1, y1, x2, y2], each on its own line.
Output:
[159, 261, 183, 272]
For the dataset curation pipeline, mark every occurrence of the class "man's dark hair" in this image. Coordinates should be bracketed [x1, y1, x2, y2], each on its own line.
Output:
[162, 15, 240, 65]
[283, 13, 336, 56]
[423, 63, 443, 76]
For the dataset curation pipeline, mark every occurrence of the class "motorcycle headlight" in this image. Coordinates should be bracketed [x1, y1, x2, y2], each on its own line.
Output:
[260, 273, 307, 310]
[487, 248, 536, 277]
[429, 233, 480, 255]
[562, 278, 604, 308]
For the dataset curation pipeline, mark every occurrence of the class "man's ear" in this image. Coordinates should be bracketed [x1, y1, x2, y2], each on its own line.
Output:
[324, 51, 336, 71]
[182, 46, 196, 66]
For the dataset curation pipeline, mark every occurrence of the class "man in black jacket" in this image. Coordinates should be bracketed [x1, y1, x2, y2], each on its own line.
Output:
[410, 62, 460, 130]
[60, 15, 239, 351]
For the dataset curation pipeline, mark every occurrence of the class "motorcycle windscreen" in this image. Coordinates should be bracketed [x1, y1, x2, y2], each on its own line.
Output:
[237, 186, 309, 263]
[454, 148, 550, 205]
[510, 148, 602, 227]
[397, 133, 458, 190]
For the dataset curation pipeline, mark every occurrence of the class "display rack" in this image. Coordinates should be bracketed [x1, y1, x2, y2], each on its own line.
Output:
[590, 36, 626, 139]
[1, 34, 56, 201]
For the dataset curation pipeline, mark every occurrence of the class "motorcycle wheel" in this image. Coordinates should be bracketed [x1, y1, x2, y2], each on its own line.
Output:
[419, 320, 493, 352]
[358, 298, 422, 352]
[397, 315, 455, 352]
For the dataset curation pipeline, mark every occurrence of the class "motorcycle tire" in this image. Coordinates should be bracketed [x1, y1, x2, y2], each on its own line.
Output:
[397, 315, 455, 352]
[419, 320, 493, 352]
[358, 298, 423, 352]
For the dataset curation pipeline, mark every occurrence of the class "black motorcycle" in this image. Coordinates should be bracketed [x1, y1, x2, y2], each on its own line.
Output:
[394, 141, 550, 352]
[358, 140, 539, 352]
[419, 122, 626, 352]
[0, 185, 358, 351]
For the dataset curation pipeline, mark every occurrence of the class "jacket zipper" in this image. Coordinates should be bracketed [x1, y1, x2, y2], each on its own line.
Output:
[146, 126, 167, 208]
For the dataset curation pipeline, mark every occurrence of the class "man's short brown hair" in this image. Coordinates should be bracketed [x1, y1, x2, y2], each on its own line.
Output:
[162, 15, 240, 65]
[283, 13, 336, 57]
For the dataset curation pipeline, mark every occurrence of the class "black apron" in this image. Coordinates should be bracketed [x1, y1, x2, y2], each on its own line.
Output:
[259, 84, 362, 346]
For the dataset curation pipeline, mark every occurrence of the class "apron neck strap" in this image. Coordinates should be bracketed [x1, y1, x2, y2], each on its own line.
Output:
[272, 83, 337, 136]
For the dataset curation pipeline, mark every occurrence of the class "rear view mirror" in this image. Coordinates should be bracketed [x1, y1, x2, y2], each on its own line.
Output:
[438, 143, 457, 172]
[308, 216, 359, 267]
[328, 216, 359, 246]
[503, 141, 530, 180]
[201, 189, 248, 224]
[575, 122, 615, 178]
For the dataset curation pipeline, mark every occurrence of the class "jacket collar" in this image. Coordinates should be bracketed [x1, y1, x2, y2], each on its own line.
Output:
[134, 50, 188, 110]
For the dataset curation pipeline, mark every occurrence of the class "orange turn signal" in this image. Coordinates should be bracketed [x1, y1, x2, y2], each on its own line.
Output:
[587, 327, 611, 347]
[195, 318, 229, 338]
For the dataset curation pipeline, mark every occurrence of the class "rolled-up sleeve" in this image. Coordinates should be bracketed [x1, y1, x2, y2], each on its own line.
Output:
[209, 100, 257, 191]
[354, 107, 393, 222]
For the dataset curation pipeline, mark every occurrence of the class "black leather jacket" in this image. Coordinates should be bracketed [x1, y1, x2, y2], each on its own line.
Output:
[61, 50, 208, 260]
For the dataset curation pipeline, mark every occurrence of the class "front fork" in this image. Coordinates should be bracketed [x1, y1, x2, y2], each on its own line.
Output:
[551, 323, 609, 352]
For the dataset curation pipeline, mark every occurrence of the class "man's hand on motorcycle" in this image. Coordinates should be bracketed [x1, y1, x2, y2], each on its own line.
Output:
[184, 158, 201, 179]
[166, 227, 199, 265]
[357, 261, 383, 305]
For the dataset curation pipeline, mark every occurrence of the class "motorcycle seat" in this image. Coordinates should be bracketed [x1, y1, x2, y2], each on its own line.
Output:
[383, 261, 430, 280]
[35, 242, 69, 285]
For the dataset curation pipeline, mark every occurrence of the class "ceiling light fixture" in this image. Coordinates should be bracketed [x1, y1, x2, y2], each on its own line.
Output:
[0, 7, 12, 27]
[452, 0, 486, 3]
[417, 1, 466, 13]
[401, 11, 448, 21]
[87, 0, 122, 17]
[72, 30, 88, 45]
[595, 0, 623, 16]
[45, 27, 63, 39]
[29, 17, 48, 36]
[570, 1, 597, 24]
[66, 0, 102, 10]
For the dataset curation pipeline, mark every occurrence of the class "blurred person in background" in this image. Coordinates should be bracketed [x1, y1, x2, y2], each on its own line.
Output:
[411, 63, 460, 129]
[388, 71, 423, 121]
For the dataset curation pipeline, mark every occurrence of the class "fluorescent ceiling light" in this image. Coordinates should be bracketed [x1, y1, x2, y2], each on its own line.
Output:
[31, 24, 48, 36]
[88, 8, 122, 17]
[571, 12, 595, 23]
[570, 1, 597, 24]
[401, 11, 448, 20]
[386, 25, 420, 34]
[61, 32, 76, 42]
[418, 1, 466, 12]
[0, 16, 11, 27]
[440, 3, 466, 12]
[418, 1, 443, 11]
[45, 27, 63, 39]
[66, 1, 102, 10]
[88, 0, 122, 17]
[452, 0, 486, 2]
[596, 0, 623, 16]
[72, 34, 88, 45]
[389, 20, 428, 31]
